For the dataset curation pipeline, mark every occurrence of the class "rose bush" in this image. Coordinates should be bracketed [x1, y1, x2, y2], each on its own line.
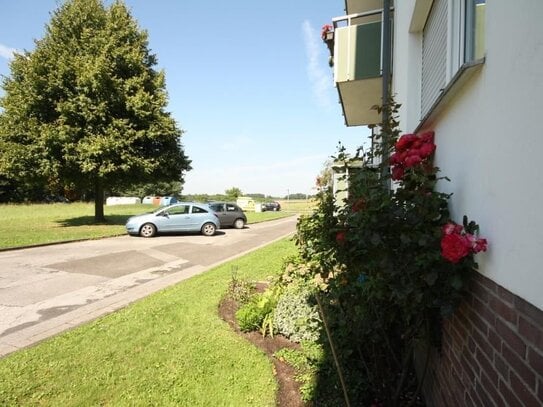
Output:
[294, 101, 487, 405]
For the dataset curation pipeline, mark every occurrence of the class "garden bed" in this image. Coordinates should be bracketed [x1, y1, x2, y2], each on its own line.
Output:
[218, 283, 306, 407]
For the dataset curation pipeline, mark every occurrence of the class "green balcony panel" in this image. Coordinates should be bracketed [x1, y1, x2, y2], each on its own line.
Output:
[334, 21, 383, 126]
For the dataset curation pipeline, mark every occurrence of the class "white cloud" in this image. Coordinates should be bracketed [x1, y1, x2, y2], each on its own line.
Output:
[302, 20, 333, 109]
[0, 43, 19, 60]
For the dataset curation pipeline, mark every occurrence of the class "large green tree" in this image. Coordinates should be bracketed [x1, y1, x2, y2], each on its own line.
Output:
[0, 0, 190, 221]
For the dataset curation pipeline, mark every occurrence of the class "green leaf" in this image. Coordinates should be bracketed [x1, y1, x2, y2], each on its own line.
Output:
[450, 274, 463, 290]
[400, 234, 411, 244]
[424, 272, 438, 286]
[370, 233, 381, 245]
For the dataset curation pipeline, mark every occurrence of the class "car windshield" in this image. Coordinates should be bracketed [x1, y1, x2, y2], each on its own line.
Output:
[136, 209, 158, 216]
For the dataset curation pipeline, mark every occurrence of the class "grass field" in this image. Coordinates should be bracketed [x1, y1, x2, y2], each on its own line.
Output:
[0, 202, 299, 250]
[0, 238, 298, 406]
[275, 198, 316, 215]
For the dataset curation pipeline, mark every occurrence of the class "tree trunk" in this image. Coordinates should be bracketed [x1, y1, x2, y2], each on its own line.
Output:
[94, 178, 106, 223]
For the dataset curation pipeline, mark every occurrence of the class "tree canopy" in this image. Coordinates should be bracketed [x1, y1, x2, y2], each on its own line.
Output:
[0, 0, 190, 221]
[225, 187, 242, 200]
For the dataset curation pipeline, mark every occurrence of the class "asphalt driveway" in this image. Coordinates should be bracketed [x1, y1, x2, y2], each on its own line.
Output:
[0, 216, 297, 357]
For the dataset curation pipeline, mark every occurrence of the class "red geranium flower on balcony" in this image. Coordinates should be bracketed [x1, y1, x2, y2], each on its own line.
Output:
[321, 24, 333, 41]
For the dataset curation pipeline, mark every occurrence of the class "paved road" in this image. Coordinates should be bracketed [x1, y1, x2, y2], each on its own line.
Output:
[0, 216, 297, 358]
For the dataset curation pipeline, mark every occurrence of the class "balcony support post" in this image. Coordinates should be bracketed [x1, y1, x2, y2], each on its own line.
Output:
[381, 0, 392, 189]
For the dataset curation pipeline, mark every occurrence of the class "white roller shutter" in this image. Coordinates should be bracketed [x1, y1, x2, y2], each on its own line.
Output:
[421, 0, 448, 117]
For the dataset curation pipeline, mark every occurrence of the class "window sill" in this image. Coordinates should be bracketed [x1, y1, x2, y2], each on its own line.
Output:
[415, 57, 485, 132]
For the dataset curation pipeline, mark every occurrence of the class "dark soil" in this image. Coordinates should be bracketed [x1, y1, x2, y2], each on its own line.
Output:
[218, 286, 307, 407]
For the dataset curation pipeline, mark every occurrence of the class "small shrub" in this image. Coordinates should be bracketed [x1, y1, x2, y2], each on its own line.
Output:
[236, 287, 282, 334]
[236, 299, 265, 332]
[276, 255, 315, 286]
[275, 348, 308, 370]
[273, 286, 322, 343]
[225, 269, 255, 304]
[299, 340, 325, 365]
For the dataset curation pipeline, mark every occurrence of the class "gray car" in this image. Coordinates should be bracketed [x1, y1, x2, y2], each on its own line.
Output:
[208, 202, 247, 229]
[262, 201, 281, 211]
[125, 202, 219, 237]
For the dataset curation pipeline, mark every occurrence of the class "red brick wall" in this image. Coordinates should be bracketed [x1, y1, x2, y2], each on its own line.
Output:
[420, 272, 543, 406]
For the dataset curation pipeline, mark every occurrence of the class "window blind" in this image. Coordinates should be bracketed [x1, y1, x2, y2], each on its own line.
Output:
[421, 0, 448, 117]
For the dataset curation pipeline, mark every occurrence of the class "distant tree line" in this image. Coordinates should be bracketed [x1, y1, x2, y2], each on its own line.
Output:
[180, 188, 313, 203]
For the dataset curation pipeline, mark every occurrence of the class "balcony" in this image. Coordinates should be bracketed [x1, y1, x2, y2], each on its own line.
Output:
[331, 9, 385, 126]
[344, 0, 384, 15]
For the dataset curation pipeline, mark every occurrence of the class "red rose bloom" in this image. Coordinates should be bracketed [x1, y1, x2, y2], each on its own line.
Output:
[395, 134, 417, 152]
[420, 131, 435, 144]
[404, 154, 422, 168]
[389, 152, 402, 165]
[419, 142, 436, 158]
[391, 166, 405, 180]
[442, 223, 463, 235]
[407, 148, 422, 157]
[465, 233, 476, 247]
[441, 233, 471, 263]
[473, 238, 488, 253]
[442, 224, 454, 235]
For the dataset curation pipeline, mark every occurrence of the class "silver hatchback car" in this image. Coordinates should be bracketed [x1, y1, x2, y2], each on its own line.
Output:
[125, 202, 219, 237]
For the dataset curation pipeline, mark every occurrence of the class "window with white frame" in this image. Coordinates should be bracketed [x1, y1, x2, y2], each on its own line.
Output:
[420, 0, 485, 118]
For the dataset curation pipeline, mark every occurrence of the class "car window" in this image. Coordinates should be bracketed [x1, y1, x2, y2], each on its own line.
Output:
[226, 204, 237, 212]
[168, 205, 189, 215]
[191, 206, 208, 214]
[209, 203, 223, 212]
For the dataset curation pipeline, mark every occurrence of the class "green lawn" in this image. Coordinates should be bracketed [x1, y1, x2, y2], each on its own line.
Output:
[0, 238, 298, 406]
[0, 202, 292, 249]
[276, 199, 316, 215]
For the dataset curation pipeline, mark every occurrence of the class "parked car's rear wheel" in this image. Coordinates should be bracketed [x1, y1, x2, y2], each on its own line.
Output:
[201, 222, 216, 236]
[233, 218, 245, 229]
[140, 223, 156, 238]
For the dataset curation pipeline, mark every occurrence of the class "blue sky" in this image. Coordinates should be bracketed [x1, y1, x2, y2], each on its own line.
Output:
[0, 0, 370, 198]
